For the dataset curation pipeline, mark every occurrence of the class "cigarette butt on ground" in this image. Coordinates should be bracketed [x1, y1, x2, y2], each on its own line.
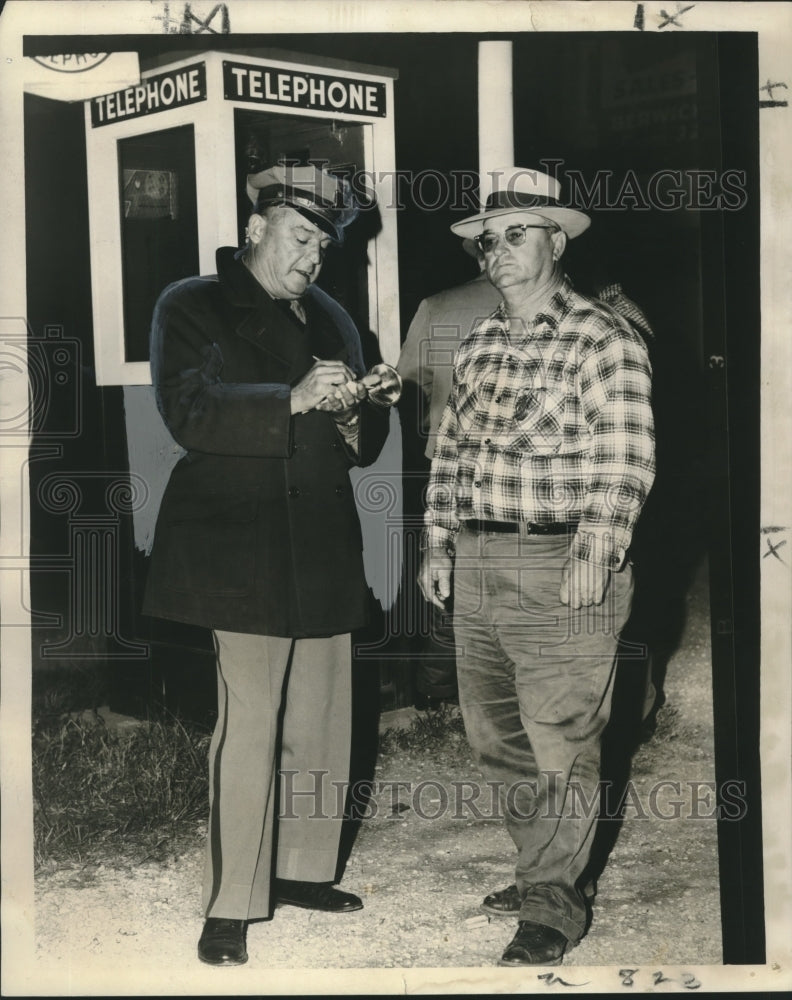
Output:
[464, 914, 491, 929]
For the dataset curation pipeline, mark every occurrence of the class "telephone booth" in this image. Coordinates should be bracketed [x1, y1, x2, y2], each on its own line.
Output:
[84, 49, 400, 385]
[80, 50, 404, 710]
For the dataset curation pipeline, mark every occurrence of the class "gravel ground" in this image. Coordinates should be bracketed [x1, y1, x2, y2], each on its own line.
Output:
[32, 558, 721, 991]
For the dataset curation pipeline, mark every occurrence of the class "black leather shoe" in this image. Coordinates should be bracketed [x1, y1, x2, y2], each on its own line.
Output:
[481, 883, 521, 916]
[197, 918, 248, 966]
[499, 920, 569, 966]
[274, 879, 363, 912]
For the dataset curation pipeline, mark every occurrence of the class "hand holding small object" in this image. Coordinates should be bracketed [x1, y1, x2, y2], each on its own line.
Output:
[291, 359, 358, 415]
[300, 358, 402, 415]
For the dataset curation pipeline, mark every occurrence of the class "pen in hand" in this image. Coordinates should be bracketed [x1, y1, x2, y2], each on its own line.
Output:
[301, 355, 362, 414]
[301, 356, 398, 414]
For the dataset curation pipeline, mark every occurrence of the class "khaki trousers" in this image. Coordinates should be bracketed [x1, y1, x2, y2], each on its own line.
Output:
[453, 530, 633, 943]
[203, 630, 352, 920]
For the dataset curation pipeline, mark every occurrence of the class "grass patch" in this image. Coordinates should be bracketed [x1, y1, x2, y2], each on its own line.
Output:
[33, 714, 210, 872]
[33, 702, 472, 874]
[378, 702, 469, 759]
[649, 702, 680, 745]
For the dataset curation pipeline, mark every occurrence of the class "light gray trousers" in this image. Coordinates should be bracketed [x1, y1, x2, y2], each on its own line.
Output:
[453, 529, 633, 943]
[203, 630, 352, 920]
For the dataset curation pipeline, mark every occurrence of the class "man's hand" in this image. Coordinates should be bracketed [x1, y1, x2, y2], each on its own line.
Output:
[560, 558, 611, 609]
[290, 360, 364, 415]
[418, 549, 453, 609]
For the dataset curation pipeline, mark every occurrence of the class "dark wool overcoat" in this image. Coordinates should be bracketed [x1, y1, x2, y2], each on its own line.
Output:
[142, 247, 390, 637]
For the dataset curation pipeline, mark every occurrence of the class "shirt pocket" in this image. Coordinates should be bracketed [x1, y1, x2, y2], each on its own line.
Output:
[508, 361, 567, 455]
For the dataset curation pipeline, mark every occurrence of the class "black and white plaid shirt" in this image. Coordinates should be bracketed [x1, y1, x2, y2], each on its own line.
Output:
[423, 277, 656, 569]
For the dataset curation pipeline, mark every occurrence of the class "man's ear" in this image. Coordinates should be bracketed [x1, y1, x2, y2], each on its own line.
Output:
[550, 229, 566, 260]
[551, 229, 568, 262]
[247, 212, 267, 245]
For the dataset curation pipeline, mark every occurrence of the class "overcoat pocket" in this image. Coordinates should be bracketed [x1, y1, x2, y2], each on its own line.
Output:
[166, 497, 257, 597]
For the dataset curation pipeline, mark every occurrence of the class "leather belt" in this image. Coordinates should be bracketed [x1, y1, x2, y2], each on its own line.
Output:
[464, 519, 577, 536]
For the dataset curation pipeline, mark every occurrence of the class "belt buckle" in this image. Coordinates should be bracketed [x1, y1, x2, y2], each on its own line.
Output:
[524, 521, 574, 536]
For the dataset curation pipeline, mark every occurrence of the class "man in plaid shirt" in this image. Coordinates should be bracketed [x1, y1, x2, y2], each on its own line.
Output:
[419, 167, 655, 966]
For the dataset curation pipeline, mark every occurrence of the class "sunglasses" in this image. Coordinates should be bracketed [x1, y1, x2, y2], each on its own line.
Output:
[474, 223, 559, 255]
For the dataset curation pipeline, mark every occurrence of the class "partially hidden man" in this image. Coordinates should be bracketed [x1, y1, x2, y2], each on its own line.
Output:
[419, 166, 656, 966]
[143, 165, 397, 966]
[397, 240, 501, 702]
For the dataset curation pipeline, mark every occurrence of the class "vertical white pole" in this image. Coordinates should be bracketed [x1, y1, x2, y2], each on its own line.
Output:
[477, 41, 514, 207]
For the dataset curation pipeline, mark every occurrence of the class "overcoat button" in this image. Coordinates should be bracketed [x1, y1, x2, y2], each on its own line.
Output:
[288, 487, 300, 498]
[335, 486, 344, 496]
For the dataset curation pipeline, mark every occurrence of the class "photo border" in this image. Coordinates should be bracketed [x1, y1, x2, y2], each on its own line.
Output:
[1, 1, 790, 994]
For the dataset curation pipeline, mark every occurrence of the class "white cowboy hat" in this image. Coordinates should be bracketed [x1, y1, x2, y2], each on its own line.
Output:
[451, 166, 590, 240]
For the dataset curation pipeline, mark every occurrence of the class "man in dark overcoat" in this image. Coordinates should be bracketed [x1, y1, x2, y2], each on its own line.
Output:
[143, 164, 394, 966]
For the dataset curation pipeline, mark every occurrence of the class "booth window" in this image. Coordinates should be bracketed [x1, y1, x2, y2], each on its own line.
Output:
[117, 124, 199, 363]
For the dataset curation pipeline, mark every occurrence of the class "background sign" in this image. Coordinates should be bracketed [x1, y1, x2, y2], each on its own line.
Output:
[223, 59, 387, 117]
[90, 62, 207, 127]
